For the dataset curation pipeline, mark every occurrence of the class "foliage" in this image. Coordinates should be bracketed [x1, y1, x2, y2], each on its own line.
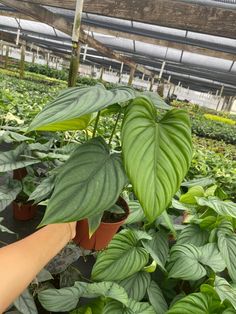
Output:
[204, 113, 236, 126]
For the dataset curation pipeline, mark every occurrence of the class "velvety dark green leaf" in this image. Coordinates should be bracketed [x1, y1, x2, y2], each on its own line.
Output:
[147, 280, 168, 314]
[122, 97, 192, 222]
[0, 143, 40, 172]
[28, 85, 136, 131]
[218, 232, 236, 282]
[197, 197, 236, 218]
[14, 289, 38, 314]
[142, 229, 169, 271]
[119, 271, 151, 301]
[92, 229, 149, 281]
[39, 137, 127, 226]
[166, 292, 222, 314]
[177, 225, 209, 247]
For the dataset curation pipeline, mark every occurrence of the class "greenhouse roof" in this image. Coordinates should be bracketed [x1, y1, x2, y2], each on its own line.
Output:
[0, 0, 235, 95]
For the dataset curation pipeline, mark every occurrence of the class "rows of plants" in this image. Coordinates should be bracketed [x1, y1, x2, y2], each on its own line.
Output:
[0, 72, 236, 313]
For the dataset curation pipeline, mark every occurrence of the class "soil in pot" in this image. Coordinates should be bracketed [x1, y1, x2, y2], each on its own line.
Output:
[13, 201, 37, 221]
[73, 196, 129, 251]
[13, 167, 28, 180]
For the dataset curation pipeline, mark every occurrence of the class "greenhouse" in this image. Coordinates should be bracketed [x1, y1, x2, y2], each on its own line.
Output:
[0, 0, 236, 313]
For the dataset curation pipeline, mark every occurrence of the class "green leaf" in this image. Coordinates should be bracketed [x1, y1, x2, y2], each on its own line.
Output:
[180, 186, 205, 204]
[121, 97, 192, 222]
[147, 281, 168, 314]
[214, 276, 236, 310]
[28, 85, 136, 131]
[0, 218, 14, 234]
[29, 175, 55, 204]
[181, 177, 215, 188]
[198, 243, 226, 272]
[166, 292, 222, 314]
[0, 179, 21, 212]
[139, 91, 171, 110]
[125, 201, 145, 224]
[14, 289, 38, 314]
[168, 244, 206, 281]
[177, 225, 209, 247]
[218, 232, 236, 282]
[197, 197, 236, 218]
[39, 281, 128, 312]
[0, 143, 40, 172]
[39, 137, 127, 226]
[0, 130, 33, 143]
[119, 271, 151, 301]
[70, 298, 105, 314]
[103, 299, 156, 314]
[157, 211, 177, 238]
[92, 229, 149, 281]
[142, 229, 169, 271]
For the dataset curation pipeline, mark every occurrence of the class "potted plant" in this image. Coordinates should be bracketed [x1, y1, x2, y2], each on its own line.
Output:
[27, 84, 192, 250]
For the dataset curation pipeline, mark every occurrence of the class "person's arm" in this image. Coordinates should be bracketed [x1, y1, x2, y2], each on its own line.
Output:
[0, 222, 76, 313]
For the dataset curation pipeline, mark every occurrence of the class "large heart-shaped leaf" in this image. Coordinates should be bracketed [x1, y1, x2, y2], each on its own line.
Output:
[28, 85, 136, 132]
[177, 225, 209, 247]
[197, 197, 236, 218]
[147, 281, 168, 314]
[139, 91, 171, 110]
[92, 229, 149, 281]
[166, 292, 222, 314]
[103, 299, 156, 314]
[0, 143, 40, 172]
[119, 271, 151, 301]
[121, 97, 192, 222]
[218, 231, 236, 282]
[39, 137, 127, 226]
[38, 281, 128, 312]
[214, 276, 236, 310]
[198, 243, 226, 272]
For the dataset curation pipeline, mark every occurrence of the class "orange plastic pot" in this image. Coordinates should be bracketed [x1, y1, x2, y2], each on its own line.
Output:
[13, 202, 37, 221]
[73, 197, 129, 251]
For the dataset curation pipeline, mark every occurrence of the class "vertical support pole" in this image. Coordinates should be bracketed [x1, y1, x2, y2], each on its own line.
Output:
[83, 44, 88, 62]
[55, 57, 58, 70]
[4, 45, 9, 69]
[216, 85, 224, 111]
[167, 75, 171, 83]
[32, 52, 35, 64]
[159, 61, 166, 80]
[100, 67, 104, 80]
[149, 76, 154, 91]
[128, 67, 135, 86]
[46, 52, 50, 67]
[142, 73, 145, 81]
[19, 44, 25, 79]
[68, 0, 84, 87]
[119, 62, 124, 83]
[16, 28, 20, 46]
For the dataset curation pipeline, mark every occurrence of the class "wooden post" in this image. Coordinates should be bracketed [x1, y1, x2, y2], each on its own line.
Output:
[68, 0, 84, 87]
[19, 44, 25, 79]
[4, 45, 9, 69]
[128, 66, 135, 86]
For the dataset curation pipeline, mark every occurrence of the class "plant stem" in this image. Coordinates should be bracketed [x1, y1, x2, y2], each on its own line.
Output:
[109, 111, 122, 145]
[92, 111, 101, 138]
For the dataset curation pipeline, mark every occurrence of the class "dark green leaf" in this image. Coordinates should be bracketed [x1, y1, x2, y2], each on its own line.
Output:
[147, 281, 168, 314]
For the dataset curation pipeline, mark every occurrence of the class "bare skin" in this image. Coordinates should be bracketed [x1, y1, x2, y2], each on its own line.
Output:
[0, 222, 76, 313]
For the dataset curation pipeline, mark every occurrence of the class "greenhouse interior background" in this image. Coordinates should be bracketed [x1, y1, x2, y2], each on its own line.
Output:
[0, 0, 236, 313]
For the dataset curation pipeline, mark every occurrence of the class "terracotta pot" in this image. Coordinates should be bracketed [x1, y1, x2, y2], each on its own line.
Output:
[73, 197, 129, 251]
[13, 202, 37, 221]
[13, 168, 27, 180]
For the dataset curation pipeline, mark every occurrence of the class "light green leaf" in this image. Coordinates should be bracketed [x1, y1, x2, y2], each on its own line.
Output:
[29, 175, 55, 204]
[125, 201, 145, 224]
[166, 292, 221, 314]
[38, 281, 128, 312]
[92, 229, 149, 281]
[168, 244, 206, 281]
[121, 98, 192, 222]
[39, 137, 127, 226]
[119, 271, 151, 301]
[142, 229, 169, 271]
[103, 299, 156, 314]
[177, 225, 209, 247]
[0, 143, 40, 172]
[147, 281, 168, 314]
[180, 186, 205, 204]
[214, 276, 236, 310]
[197, 197, 236, 219]
[139, 91, 171, 110]
[181, 177, 215, 188]
[70, 298, 105, 314]
[28, 85, 136, 132]
[14, 289, 38, 314]
[198, 243, 226, 272]
[218, 232, 236, 282]
[0, 179, 21, 212]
